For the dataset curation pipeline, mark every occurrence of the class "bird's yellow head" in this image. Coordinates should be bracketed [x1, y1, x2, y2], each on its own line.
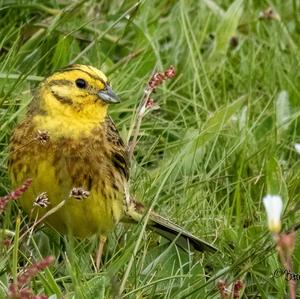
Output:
[32, 64, 120, 139]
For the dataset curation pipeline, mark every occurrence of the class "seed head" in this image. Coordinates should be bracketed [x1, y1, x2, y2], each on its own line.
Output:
[69, 187, 90, 200]
[258, 7, 280, 21]
[35, 130, 50, 145]
[33, 192, 49, 208]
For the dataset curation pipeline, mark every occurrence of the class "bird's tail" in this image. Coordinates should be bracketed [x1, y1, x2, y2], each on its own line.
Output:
[122, 198, 217, 253]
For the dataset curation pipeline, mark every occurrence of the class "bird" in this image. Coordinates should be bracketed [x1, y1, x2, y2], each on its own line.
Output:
[8, 64, 216, 266]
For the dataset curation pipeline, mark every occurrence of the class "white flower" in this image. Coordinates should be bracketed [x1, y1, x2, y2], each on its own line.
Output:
[294, 143, 300, 155]
[263, 195, 283, 233]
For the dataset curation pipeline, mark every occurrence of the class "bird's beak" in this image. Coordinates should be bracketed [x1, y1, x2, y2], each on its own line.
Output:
[97, 85, 120, 104]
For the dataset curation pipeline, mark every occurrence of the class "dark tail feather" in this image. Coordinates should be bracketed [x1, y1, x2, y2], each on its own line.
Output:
[147, 211, 217, 252]
[123, 199, 217, 253]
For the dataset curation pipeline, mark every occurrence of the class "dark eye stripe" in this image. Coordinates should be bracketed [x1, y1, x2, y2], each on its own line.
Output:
[51, 90, 73, 105]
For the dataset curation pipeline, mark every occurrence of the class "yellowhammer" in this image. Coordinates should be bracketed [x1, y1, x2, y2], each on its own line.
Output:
[8, 64, 216, 262]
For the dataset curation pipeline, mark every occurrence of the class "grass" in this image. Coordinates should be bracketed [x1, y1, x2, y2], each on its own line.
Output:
[0, 0, 300, 298]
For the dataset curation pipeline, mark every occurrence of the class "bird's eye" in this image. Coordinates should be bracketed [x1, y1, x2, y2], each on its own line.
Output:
[75, 78, 87, 89]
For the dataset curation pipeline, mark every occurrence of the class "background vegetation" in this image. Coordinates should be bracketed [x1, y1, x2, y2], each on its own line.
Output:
[0, 0, 300, 298]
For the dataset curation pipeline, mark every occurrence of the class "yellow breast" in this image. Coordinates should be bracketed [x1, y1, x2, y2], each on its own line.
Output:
[9, 119, 126, 238]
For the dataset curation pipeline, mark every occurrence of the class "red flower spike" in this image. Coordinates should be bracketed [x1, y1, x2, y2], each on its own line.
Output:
[9, 179, 32, 200]
[17, 256, 55, 288]
[146, 98, 155, 109]
[148, 66, 176, 91]
[217, 280, 228, 299]
[0, 179, 32, 214]
[276, 232, 296, 258]
[164, 65, 176, 78]
[8, 256, 54, 299]
[8, 284, 17, 294]
[217, 280, 226, 291]
[233, 280, 243, 299]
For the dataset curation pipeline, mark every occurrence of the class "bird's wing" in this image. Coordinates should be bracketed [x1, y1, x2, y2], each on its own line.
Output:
[105, 116, 130, 180]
